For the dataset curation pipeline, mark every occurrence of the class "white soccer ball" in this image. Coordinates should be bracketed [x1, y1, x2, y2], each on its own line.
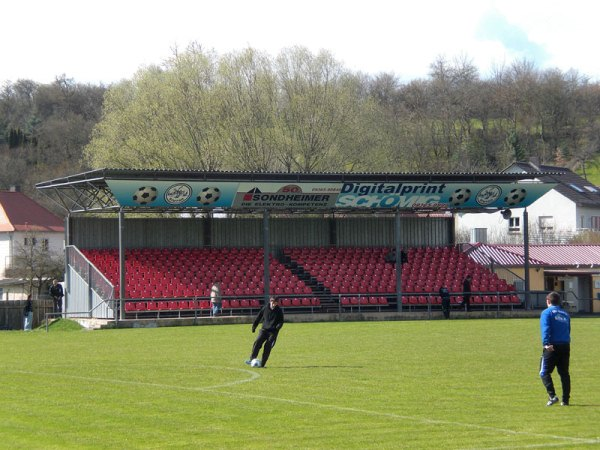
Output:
[504, 188, 527, 206]
[250, 358, 262, 368]
[197, 187, 221, 205]
[132, 186, 158, 205]
[448, 188, 471, 206]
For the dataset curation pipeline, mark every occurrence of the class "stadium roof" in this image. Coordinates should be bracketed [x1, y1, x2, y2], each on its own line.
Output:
[505, 161, 600, 208]
[466, 243, 600, 267]
[35, 168, 559, 214]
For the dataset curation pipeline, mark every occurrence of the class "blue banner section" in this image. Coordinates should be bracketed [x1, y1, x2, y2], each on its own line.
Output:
[107, 179, 555, 210]
[335, 182, 555, 209]
[107, 180, 239, 208]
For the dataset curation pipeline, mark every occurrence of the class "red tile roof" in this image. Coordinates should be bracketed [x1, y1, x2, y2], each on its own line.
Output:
[467, 243, 600, 267]
[0, 191, 64, 232]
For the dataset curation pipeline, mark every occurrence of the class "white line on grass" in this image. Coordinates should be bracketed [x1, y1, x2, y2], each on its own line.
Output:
[6, 367, 598, 448]
[6, 366, 261, 390]
[208, 390, 600, 448]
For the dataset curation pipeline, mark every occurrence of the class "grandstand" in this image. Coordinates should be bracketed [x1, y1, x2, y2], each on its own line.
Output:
[81, 244, 521, 319]
[35, 168, 553, 322]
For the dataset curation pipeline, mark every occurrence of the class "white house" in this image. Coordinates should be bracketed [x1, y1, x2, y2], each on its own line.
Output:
[0, 189, 65, 299]
[456, 161, 600, 244]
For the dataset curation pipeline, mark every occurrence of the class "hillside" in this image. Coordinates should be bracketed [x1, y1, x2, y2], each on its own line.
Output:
[575, 156, 600, 186]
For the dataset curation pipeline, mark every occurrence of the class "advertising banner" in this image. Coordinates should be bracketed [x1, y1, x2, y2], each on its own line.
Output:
[335, 181, 556, 210]
[232, 182, 341, 209]
[106, 179, 554, 211]
[106, 180, 238, 208]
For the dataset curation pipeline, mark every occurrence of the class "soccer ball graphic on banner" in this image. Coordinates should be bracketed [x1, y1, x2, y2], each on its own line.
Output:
[448, 188, 471, 206]
[504, 188, 527, 206]
[197, 187, 221, 205]
[132, 186, 158, 205]
[250, 358, 262, 368]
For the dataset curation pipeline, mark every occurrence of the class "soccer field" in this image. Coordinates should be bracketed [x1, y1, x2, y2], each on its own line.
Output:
[1, 318, 599, 449]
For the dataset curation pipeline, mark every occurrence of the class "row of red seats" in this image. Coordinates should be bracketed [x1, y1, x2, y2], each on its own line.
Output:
[401, 294, 520, 305]
[124, 298, 263, 313]
[340, 296, 389, 307]
[123, 297, 322, 316]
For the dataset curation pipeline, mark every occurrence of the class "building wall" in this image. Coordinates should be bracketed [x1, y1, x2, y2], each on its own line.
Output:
[0, 231, 63, 280]
[593, 275, 600, 313]
[505, 266, 545, 291]
[577, 206, 600, 230]
[456, 190, 578, 243]
[0, 233, 11, 278]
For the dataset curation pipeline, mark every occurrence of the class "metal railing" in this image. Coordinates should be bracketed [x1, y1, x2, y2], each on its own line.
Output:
[66, 246, 115, 320]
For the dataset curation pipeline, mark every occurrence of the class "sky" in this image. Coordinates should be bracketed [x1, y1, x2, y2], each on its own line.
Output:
[2, 0, 599, 86]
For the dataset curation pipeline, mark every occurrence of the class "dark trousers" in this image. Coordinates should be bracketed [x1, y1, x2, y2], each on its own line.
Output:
[441, 299, 450, 319]
[250, 329, 278, 367]
[52, 296, 63, 314]
[540, 344, 570, 402]
[462, 295, 471, 311]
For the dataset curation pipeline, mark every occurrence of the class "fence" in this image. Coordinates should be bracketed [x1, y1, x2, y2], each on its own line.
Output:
[0, 297, 53, 330]
[66, 246, 115, 320]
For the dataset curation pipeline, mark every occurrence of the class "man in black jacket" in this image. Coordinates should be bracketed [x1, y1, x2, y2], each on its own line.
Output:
[245, 297, 284, 368]
[49, 279, 64, 315]
[462, 275, 472, 312]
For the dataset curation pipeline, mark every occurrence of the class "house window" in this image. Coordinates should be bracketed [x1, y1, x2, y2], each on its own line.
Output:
[41, 239, 49, 251]
[24, 237, 38, 246]
[538, 216, 554, 231]
[509, 217, 521, 232]
[591, 216, 600, 231]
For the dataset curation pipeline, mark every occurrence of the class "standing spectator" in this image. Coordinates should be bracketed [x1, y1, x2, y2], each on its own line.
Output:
[462, 275, 472, 312]
[439, 285, 451, 319]
[245, 297, 285, 368]
[49, 279, 64, 315]
[540, 291, 571, 406]
[23, 294, 33, 331]
[210, 281, 222, 316]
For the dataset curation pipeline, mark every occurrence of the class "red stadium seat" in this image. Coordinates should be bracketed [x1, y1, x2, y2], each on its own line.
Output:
[196, 300, 208, 310]
[136, 302, 147, 311]
[158, 301, 169, 310]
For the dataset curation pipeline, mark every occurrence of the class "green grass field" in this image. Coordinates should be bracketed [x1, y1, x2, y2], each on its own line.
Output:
[1, 318, 599, 449]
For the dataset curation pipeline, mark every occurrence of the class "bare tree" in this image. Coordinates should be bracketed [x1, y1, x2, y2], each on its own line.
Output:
[5, 230, 64, 296]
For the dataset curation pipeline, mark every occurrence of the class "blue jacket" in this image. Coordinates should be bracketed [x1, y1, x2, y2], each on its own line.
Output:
[540, 305, 571, 345]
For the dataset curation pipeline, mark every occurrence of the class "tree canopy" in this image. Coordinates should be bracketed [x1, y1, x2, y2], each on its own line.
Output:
[2, 44, 600, 211]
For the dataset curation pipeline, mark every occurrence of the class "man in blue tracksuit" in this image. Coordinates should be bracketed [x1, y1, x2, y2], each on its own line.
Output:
[539, 291, 571, 406]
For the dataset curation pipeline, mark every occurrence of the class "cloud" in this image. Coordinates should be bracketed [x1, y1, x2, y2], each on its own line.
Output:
[476, 10, 549, 67]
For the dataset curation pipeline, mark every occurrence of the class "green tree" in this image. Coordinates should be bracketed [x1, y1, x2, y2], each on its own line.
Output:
[274, 47, 370, 172]
[85, 45, 224, 170]
[217, 48, 280, 171]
